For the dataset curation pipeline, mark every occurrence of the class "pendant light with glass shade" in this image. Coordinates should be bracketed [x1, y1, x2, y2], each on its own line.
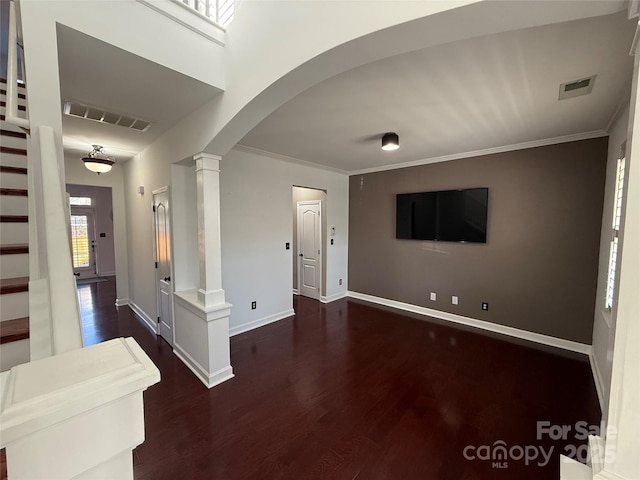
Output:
[82, 145, 114, 174]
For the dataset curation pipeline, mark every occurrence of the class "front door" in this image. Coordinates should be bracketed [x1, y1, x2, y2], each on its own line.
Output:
[297, 201, 321, 300]
[154, 188, 174, 345]
[70, 209, 97, 279]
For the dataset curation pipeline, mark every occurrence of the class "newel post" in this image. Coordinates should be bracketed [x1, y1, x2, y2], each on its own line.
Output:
[0, 338, 160, 479]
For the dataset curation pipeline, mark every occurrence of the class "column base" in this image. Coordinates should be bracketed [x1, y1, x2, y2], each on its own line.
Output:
[173, 290, 234, 389]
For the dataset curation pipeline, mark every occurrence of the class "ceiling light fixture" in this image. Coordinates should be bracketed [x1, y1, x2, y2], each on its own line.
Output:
[82, 145, 114, 174]
[381, 132, 399, 151]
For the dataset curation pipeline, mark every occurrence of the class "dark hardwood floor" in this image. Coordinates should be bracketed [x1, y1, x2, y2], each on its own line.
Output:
[76, 278, 600, 479]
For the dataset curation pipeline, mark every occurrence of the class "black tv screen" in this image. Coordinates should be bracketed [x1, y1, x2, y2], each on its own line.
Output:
[396, 188, 488, 243]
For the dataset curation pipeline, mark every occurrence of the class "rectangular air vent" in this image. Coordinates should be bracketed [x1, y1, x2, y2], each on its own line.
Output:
[63, 100, 152, 132]
[559, 75, 596, 100]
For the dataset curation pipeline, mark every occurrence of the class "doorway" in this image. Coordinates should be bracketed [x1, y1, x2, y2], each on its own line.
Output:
[66, 185, 117, 281]
[293, 186, 326, 300]
[153, 187, 174, 346]
[70, 207, 97, 279]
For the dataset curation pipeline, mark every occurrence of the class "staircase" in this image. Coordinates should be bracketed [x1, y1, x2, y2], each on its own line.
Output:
[0, 78, 30, 370]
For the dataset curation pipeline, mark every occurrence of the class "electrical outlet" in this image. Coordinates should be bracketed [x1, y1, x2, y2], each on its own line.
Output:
[285, 242, 290, 250]
[251, 301, 257, 310]
[452, 295, 458, 305]
[482, 302, 489, 311]
[339, 279, 342, 286]
[430, 292, 437, 301]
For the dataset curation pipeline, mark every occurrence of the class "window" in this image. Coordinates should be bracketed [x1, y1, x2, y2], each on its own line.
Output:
[605, 151, 626, 309]
[71, 214, 90, 268]
[69, 196, 92, 206]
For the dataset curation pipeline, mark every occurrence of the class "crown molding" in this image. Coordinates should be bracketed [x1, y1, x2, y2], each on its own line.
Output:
[350, 130, 609, 176]
[233, 144, 350, 175]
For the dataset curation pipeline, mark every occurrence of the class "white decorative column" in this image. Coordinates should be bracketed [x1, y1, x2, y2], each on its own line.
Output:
[172, 152, 234, 389]
[195, 153, 225, 307]
[0, 338, 160, 480]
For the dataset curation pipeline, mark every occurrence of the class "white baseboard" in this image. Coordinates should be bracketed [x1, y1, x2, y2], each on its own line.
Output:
[229, 309, 295, 337]
[173, 342, 234, 389]
[589, 353, 606, 410]
[127, 300, 158, 334]
[320, 291, 347, 303]
[347, 291, 591, 355]
[115, 298, 129, 307]
[292, 289, 300, 295]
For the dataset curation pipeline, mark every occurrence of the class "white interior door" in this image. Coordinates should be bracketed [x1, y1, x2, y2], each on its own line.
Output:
[297, 201, 321, 300]
[154, 188, 174, 346]
[70, 208, 97, 279]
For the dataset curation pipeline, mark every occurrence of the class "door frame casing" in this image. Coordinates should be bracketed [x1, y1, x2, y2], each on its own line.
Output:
[296, 200, 323, 300]
[152, 186, 175, 345]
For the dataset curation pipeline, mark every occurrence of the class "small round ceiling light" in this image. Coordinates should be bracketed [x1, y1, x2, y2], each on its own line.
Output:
[82, 145, 114, 174]
[381, 132, 399, 151]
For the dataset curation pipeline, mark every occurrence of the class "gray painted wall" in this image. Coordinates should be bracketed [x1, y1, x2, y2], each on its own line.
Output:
[348, 138, 608, 344]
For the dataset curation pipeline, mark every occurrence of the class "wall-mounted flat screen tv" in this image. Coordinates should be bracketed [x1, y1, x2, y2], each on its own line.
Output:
[396, 188, 488, 243]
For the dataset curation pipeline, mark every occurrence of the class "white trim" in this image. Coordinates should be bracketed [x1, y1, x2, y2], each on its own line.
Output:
[605, 91, 631, 134]
[135, 0, 226, 46]
[350, 131, 608, 175]
[594, 471, 628, 480]
[173, 343, 234, 388]
[234, 144, 349, 175]
[589, 352, 606, 410]
[347, 291, 592, 355]
[320, 291, 347, 303]
[115, 298, 129, 307]
[229, 309, 295, 337]
[292, 288, 300, 295]
[174, 290, 231, 319]
[127, 300, 158, 335]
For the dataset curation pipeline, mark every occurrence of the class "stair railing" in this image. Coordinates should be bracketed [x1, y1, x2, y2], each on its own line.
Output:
[6, 0, 84, 359]
[5, 1, 29, 131]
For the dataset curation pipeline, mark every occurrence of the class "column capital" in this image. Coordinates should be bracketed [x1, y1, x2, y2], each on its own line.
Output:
[194, 153, 222, 172]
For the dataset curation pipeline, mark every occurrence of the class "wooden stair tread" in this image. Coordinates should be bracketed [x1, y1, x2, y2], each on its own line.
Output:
[0, 129, 27, 139]
[0, 244, 28, 255]
[0, 215, 28, 223]
[0, 165, 27, 175]
[0, 317, 29, 344]
[0, 276, 28, 295]
[0, 188, 27, 196]
[0, 146, 27, 156]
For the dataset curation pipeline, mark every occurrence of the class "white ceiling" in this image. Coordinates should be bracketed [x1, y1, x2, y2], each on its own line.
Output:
[56, 25, 222, 163]
[240, 10, 635, 173]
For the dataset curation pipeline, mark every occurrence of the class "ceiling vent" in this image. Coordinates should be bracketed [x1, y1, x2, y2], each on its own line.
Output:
[558, 75, 596, 101]
[63, 100, 152, 132]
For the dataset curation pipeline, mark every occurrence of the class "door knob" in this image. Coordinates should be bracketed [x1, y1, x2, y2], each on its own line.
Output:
[299, 253, 303, 257]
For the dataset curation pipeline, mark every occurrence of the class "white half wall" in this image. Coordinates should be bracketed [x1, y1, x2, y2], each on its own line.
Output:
[220, 147, 349, 333]
[19, 0, 225, 88]
[64, 156, 129, 302]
